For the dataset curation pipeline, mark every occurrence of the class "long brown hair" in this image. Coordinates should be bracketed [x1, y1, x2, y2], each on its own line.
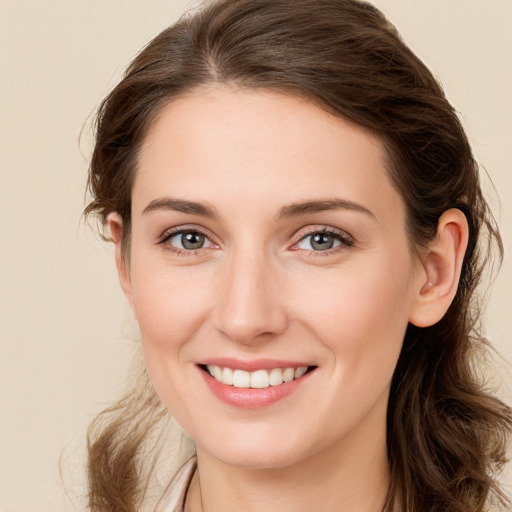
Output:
[84, 1, 512, 510]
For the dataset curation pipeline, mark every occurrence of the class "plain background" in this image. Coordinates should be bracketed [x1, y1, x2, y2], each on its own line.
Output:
[1, 0, 511, 510]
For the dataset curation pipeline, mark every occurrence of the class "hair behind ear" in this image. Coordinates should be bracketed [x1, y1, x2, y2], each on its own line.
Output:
[386, 321, 512, 512]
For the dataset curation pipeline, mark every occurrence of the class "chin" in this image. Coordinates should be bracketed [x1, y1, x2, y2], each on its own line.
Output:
[211, 446, 302, 470]
[195, 424, 321, 470]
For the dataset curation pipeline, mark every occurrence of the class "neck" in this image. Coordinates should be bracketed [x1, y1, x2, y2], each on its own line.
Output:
[186, 399, 391, 512]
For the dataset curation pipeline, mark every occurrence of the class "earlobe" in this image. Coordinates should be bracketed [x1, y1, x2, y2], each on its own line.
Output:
[107, 213, 136, 318]
[409, 209, 469, 328]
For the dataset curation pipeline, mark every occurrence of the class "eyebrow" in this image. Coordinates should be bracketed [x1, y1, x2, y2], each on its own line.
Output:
[142, 198, 219, 219]
[141, 196, 375, 221]
[277, 198, 375, 220]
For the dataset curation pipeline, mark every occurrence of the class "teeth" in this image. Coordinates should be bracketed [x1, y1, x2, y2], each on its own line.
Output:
[251, 369, 270, 388]
[282, 368, 295, 382]
[222, 367, 233, 386]
[269, 368, 283, 386]
[232, 369, 250, 388]
[206, 365, 310, 389]
[213, 365, 223, 381]
[294, 366, 308, 378]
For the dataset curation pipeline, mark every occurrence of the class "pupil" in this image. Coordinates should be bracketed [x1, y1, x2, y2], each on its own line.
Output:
[182, 232, 204, 249]
[312, 233, 333, 250]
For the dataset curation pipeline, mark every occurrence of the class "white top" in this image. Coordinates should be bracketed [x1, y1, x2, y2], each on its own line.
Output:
[154, 458, 197, 512]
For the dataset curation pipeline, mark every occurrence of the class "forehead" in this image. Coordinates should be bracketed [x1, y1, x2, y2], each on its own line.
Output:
[134, 85, 403, 222]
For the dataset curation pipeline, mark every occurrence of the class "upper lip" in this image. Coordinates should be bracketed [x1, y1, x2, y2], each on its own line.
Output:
[197, 357, 314, 372]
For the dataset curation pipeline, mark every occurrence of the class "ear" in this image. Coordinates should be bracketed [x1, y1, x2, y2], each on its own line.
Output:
[108, 213, 137, 319]
[408, 209, 469, 328]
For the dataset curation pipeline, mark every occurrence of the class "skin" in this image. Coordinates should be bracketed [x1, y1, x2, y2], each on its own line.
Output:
[110, 85, 468, 512]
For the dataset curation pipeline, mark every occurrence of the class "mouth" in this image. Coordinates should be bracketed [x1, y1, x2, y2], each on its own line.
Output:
[200, 364, 314, 389]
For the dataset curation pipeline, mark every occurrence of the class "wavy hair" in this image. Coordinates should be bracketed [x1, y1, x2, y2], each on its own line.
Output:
[84, 1, 512, 510]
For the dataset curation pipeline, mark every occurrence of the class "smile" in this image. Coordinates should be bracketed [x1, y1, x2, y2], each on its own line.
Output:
[198, 359, 317, 408]
[205, 365, 309, 389]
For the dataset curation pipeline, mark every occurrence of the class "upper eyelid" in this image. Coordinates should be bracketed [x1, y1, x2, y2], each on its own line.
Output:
[158, 224, 216, 243]
[292, 225, 354, 242]
[290, 227, 356, 255]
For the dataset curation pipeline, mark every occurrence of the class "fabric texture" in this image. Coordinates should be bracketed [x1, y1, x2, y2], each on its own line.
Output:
[154, 457, 197, 512]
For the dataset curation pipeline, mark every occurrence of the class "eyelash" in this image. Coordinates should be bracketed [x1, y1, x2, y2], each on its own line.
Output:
[157, 226, 355, 257]
[157, 226, 216, 257]
[291, 227, 355, 256]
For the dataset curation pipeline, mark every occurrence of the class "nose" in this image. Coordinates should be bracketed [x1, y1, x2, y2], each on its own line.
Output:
[213, 247, 288, 345]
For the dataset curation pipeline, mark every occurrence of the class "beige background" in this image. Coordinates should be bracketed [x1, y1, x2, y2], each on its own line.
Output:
[1, 0, 511, 510]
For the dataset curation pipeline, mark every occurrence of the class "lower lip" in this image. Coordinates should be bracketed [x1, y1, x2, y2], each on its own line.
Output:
[199, 367, 313, 409]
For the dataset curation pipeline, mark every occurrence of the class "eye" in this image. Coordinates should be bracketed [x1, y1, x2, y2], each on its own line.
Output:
[294, 229, 354, 252]
[165, 230, 212, 250]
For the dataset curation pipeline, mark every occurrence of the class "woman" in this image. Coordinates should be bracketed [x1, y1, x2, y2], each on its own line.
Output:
[84, 0, 512, 510]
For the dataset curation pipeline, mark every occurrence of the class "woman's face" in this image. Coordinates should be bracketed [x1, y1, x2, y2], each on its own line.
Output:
[117, 86, 426, 469]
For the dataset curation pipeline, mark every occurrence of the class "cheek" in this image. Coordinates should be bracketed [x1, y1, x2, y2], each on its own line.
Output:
[294, 253, 414, 378]
[130, 261, 214, 360]
[130, 263, 215, 428]
[299, 255, 411, 328]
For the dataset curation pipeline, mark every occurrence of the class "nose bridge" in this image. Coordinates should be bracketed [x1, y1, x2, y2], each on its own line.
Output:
[215, 241, 287, 343]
